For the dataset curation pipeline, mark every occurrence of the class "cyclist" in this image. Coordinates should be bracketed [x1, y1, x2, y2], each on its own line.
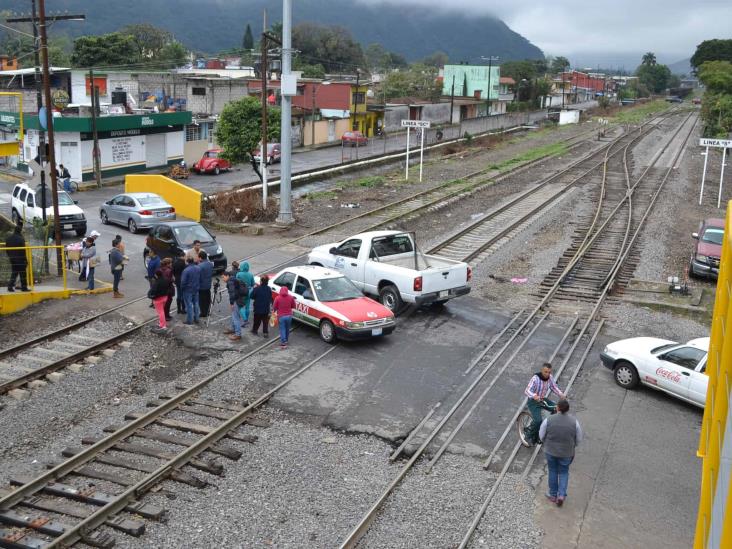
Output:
[523, 362, 565, 446]
[58, 164, 72, 192]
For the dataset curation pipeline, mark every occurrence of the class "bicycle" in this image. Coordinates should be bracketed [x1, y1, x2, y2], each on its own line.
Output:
[205, 277, 223, 328]
[62, 179, 79, 193]
[517, 399, 557, 447]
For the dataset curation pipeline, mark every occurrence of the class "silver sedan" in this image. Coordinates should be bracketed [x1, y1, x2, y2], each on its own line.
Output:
[99, 192, 176, 233]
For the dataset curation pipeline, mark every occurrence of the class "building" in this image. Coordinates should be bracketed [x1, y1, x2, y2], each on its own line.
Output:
[553, 70, 608, 103]
[0, 67, 71, 112]
[1, 55, 20, 71]
[442, 64, 501, 114]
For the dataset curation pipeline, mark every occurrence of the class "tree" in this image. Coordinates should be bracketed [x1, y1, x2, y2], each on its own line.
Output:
[641, 52, 657, 66]
[242, 24, 254, 50]
[383, 64, 441, 101]
[698, 61, 732, 95]
[691, 39, 732, 74]
[120, 24, 173, 59]
[292, 22, 365, 73]
[71, 33, 140, 67]
[550, 56, 570, 74]
[216, 96, 281, 182]
[422, 51, 449, 68]
[365, 43, 391, 72]
[499, 60, 537, 83]
[293, 59, 326, 79]
[636, 62, 671, 93]
[159, 42, 188, 68]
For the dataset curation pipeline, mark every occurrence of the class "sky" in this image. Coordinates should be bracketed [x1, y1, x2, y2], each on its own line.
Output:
[361, 0, 732, 67]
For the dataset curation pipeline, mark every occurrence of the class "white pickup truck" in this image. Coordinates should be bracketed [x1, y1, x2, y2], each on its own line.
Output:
[308, 230, 471, 312]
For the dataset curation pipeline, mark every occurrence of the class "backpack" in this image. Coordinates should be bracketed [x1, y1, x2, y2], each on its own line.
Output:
[233, 279, 247, 307]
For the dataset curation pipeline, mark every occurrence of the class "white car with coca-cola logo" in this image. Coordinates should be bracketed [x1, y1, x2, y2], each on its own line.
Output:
[600, 337, 709, 408]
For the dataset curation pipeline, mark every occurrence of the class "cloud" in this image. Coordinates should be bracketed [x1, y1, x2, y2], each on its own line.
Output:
[357, 0, 732, 62]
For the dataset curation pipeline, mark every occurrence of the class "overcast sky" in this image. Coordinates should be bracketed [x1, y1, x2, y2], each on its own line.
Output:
[361, 0, 731, 66]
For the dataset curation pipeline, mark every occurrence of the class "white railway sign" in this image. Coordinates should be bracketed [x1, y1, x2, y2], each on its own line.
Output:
[700, 138, 732, 148]
[401, 119, 431, 129]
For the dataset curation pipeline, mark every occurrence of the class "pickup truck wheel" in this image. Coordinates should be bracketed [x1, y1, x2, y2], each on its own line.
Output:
[379, 285, 403, 314]
[319, 320, 337, 344]
[613, 360, 639, 389]
[11, 209, 20, 225]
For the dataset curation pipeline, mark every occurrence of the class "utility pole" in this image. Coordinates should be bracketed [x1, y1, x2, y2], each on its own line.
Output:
[89, 69, 102, 188]
[37, 0, 62, 271]
[277, 0, 294, 224]
[449, 74, 455, 125]
[481, 56, 498, 117]
[352, 69, 361, 132]
[311, 84, 316, 147]
[260, 9, 269, 208]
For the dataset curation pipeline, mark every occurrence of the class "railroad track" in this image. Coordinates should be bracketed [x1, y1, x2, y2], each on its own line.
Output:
[0, 332, 337, 547]
[337, 109, 697, 548]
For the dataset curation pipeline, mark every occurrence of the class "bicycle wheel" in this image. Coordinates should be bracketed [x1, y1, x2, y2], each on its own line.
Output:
[517, 411, 534, 447]
[69, 180, 79, 192]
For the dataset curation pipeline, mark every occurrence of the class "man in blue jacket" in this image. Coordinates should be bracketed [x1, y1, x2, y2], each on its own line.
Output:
[146, 249, 161, 307]
[198, 250, 214, 317]
[181, 257, 201, 324]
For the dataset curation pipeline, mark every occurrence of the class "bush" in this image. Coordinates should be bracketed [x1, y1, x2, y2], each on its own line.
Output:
[205, 190, 279, 223]
[463, 131, 473, 143]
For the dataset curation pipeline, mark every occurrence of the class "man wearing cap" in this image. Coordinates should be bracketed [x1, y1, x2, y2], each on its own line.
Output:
[539, 399, 583, 507]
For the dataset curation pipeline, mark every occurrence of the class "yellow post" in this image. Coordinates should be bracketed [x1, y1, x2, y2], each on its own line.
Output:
[0, 92, 23, 157]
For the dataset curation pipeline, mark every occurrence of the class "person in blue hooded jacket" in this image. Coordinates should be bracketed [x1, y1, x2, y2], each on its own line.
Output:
[236, 261, 255, 326]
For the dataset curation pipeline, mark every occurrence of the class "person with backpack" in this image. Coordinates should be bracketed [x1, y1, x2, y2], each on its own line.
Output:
[109, 240, 126, 298]
[273, 286, 296, 348]
[149, 269, 172, 331]
[223, 271, 245, 341]
[250, 275, 273, 337]
[80, 237, 97, 291]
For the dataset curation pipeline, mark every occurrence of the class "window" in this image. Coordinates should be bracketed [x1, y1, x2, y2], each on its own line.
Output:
[122, 197, 136, 207]
[26, 193, 34, 208]
[112, 196, 126, 206]
[157, 226, 174, 242]
[186, 124, 201, 142]
[274, 272, 296, 290]
[371, 234, 414, 258]
[294, 276, 313, 298]
[19, 189, 27, 201]
[336, 239, 362, 259]
[192, 87, 206, 96]
[313, 277, 362, 302]
[352, 92, 365, 105]
[662, 347, 707, 369]
[702, 228, 724, 246]
[12, 186, 20, 198]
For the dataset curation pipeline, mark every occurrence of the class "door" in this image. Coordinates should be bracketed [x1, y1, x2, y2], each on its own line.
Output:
[332, 239, 363, 287]
[328, 120, 336, 142]
[292, 275, 318, 327]
[655, 346, 706, 401]
[145, 134, 167, 168]
[59, 141, 80, 181]
[108, 195, 126, 224]
[688, 358, 709, 407]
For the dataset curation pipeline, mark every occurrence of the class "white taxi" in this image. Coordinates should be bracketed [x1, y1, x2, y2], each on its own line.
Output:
[600, 337, 708, 408]
[267, 266, 396, 343]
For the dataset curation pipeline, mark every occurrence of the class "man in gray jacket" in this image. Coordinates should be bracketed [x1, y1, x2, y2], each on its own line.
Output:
[539, 399, 583, 507]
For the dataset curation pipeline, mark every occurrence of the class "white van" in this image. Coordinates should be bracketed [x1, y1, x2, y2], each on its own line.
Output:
[11, 182, 87, 236]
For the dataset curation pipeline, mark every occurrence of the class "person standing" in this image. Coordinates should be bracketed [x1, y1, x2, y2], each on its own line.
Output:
[160, 257, 175, 321]
[5, 225, 29, 292]
[172, 250, 187, 314]
[114, 234, 126, 279]
[149, 269, 171, 331]
[146, 249, 161, 307]
[80, 237, 96, 291]
[185, 239, 202, 262]
[223, 271, 244, 341]
[59, 164, 71, 192]
[198, 250, 214, 317]
[236, 261, 255, 326]
[523, 363, 565, 446]
[539, 399, 583, 507]
[109, 240, 125, 298]
[272, 286, 296, 348]
[250, 275, 273, 337]
[181, 257, 201, 325]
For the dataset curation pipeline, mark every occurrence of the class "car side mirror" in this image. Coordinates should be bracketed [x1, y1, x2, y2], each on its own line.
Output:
[74, 200, 79, 205]
[692, 232, 699, 240]
[329, 247, 338, 255]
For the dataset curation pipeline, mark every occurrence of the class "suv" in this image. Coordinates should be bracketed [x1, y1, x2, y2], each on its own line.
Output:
[690, 218, 724, 279]
[144, 221, 227, 273]
[11, 182, 87, 236]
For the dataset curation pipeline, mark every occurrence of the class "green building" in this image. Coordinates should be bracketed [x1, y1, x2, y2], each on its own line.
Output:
[442, 64, 500, 101]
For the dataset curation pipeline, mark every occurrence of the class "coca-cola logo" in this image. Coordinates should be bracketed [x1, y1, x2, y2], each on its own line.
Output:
[656, 367, 681, 383]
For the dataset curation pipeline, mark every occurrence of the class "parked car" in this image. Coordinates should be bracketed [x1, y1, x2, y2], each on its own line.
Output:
[192, 149, 231, 175]
[665, 96, 683, 103]
[266, 265, 395, 343]
[600, 336, 708, 408]
[100, 192, 176, 234]
[144, 221, 227, 273]
[308, 231, 471, 313]
[692, 97, 702, 105]
[690, 218, 724, 279]
[11, 182, 86, 236]
[341, 131, 368, 147]
[252, 143, 281, 164]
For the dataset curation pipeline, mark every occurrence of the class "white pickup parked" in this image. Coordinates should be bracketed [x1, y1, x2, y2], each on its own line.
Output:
[307, 230, 471, 312]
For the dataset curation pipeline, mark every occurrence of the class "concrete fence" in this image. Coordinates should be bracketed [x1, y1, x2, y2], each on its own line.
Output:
[125, 174, 202, 222]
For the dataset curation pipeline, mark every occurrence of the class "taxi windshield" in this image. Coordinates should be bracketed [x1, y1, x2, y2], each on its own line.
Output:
[313, 276, 363, 302]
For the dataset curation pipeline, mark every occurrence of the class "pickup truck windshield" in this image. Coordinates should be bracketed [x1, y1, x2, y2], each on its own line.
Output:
[313, 277, 363, 301]
[371, 234, 414, 258]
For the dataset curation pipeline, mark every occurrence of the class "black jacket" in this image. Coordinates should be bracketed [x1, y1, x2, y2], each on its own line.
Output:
[250, 284, 273, 315]
[150, 276, 171, 298]
[5, 232, 27, 267]
[172, 258, 186, 285]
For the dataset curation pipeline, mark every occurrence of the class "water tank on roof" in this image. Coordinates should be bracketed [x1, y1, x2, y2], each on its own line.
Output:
[111, 87, 127, 105]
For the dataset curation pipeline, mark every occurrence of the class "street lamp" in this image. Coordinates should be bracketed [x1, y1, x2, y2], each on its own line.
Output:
[310, 80, 330, 147]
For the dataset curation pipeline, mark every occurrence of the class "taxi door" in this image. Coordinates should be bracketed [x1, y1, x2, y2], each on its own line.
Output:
[292, 275, 319, 327]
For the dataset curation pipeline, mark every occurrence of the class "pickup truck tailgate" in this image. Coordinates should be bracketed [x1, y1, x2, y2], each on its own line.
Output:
[421, 264, 469, 293]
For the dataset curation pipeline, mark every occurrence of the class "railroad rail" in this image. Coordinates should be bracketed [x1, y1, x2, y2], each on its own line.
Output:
[338, 109, 697, 548]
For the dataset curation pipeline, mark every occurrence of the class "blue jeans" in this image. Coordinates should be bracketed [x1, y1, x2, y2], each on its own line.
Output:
[183, 291, 200, 323]
[239, 298, 250, 323]
[545, 453, 573, 498]
[230, 304, 241, 336]
[62, 177, 71, 192]
[278, 315, 292, 344]
[87, 267, 95, 290]
[112, 269, 122, 292]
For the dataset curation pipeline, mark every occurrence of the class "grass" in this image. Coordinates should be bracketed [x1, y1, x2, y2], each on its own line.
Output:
[345, 175, 386, 188]
[303, 190, 339, 201]
[611, 99, 671, 124]
[489, 141, 570, 173]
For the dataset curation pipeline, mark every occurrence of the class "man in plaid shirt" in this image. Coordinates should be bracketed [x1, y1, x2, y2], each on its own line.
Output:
[523, 362, 565, 446]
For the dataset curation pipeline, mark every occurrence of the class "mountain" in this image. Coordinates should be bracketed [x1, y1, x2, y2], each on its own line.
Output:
[667, 58, 693, 76]
[3, 0, 543, 63]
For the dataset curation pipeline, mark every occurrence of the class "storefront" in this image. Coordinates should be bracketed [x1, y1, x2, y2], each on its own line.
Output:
[1, 111, 191, 181]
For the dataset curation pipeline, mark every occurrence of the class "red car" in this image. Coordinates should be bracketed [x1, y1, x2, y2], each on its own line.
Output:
[341, 130, 368, 147]
[690, 218, 725, 279]
[193, 149, 231, 175]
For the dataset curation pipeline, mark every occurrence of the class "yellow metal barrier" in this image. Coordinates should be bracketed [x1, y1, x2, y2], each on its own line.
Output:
[695, 203, 732, 548]
[0, 245, 70, 315]
[125, 174, 202, 222]
[0, 92, 22, 157]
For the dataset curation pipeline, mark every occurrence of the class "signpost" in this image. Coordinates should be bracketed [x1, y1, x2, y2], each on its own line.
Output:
[699, 138, 732, 208]
[401, 119, 431, 181]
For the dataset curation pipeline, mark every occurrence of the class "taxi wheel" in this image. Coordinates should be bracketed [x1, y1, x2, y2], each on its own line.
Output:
[319, 320, 336, 344]
[613, 360, 639, 389]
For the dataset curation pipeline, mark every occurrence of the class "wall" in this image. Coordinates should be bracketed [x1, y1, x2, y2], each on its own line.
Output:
[165, 131, 185, 163]
[184, 140, 211, 165]
[385, 106, 409, 131]
[186, 79, 249, 116]
[293, 83, 351, 111]
[125, 174, 202, 221]
[420, 103, 451, 125]
[70, 70, 138, 105]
